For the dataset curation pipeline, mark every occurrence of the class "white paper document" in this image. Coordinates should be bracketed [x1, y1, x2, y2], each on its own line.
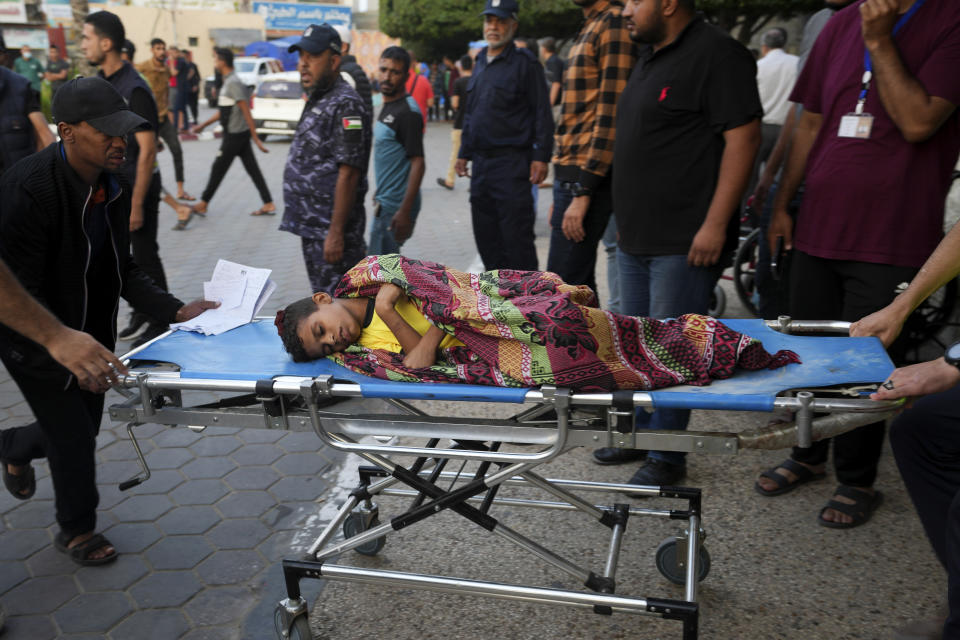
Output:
[170, 259, 275, 335]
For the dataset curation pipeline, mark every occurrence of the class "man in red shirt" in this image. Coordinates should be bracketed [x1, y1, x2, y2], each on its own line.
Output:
[404, 49, 433, 128]
[761, 0, 960, 528]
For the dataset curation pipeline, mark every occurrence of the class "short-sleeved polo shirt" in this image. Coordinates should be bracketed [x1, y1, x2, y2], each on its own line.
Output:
[613, 18, 761, 256]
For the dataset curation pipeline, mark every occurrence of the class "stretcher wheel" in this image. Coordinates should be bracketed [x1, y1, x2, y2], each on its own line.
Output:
[708, 285, 726, 317]
[733, 227, 760, 318]
[654, 536, 711, 585]
[274, 609, 312, 640]
[342, 512, 386, 556]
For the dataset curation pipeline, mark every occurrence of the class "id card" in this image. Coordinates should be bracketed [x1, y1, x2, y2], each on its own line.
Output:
[838, 113, 874, 139]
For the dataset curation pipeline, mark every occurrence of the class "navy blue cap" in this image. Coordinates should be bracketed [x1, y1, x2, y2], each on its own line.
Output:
[480, 0, 519, 20]
[52, 77, 149, 137]
[288, 23, 342, 56]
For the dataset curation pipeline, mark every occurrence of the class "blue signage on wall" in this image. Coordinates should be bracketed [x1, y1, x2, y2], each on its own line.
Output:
[252, 2, 352, 32]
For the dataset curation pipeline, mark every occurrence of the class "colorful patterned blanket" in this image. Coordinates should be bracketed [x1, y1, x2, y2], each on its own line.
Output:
[330, 255, 800, 392]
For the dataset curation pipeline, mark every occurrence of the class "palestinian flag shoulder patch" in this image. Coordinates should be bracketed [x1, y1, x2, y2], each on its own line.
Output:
[342, 116, 362, 131]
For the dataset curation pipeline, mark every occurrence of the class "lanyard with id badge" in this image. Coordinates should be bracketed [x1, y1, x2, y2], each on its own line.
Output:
[839, 0, 927, 139]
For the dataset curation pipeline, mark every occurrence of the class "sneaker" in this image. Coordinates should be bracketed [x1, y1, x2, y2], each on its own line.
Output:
[627, 459, 687, 488]
[130, 322, 168, 349]
[117, 314, 148, 341]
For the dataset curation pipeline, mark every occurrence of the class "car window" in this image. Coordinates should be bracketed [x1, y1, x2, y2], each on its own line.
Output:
[258, 64, 268, 75]
[255, 81, 303, 99]
[236, 61, 256, 73]
[269, 60, 282, 73]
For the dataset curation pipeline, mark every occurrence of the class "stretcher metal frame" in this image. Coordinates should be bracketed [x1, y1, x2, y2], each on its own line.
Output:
[109, 316, 901, 640]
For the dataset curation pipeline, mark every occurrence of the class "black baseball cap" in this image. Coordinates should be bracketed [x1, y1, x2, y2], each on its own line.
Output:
[52, 77, 150, 137]
[480, 0, 519, 20]
[288, 23, 342, 56]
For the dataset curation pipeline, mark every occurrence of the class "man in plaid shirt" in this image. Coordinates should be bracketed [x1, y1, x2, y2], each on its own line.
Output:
[546, 0, 637, 306]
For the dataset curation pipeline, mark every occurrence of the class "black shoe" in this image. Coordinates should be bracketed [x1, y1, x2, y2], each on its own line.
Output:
[593, 447, 648, 465]
[118, 314, 149, 341]
[130, 322, 168, 349]
[627, 459, 686, 488]
[436, 177, 454, 191]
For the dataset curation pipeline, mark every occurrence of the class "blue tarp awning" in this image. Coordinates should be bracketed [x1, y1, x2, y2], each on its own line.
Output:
[244, 37, 301, 71]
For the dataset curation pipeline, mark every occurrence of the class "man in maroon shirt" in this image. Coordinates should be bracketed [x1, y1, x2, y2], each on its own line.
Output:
[760, 0, 960, 528]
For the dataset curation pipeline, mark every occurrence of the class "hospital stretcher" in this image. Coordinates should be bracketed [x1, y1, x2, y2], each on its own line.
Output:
[110, 317, 900, 640]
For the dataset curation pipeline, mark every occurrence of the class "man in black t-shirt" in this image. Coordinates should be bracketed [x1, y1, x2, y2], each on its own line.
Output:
[83, 11, 173, 347]
[0, 31, 56, 177]
[539, 36, 564, 108]
[437, 54, 472, 190]
[609, 0, 761, 488]
[44, 44, 70, 97]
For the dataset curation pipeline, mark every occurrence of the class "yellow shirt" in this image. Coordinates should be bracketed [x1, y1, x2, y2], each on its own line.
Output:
[359, 298, 463, 352]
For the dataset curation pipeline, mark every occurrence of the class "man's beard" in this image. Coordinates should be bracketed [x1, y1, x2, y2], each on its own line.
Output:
[308, 69, 338, 96]
[380, 81, 401, 97]
[630, 15, 667, 45]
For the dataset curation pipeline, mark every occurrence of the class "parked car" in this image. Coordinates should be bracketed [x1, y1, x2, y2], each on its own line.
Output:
[251, 71, 306, 139]
[204, 56, 285, 107]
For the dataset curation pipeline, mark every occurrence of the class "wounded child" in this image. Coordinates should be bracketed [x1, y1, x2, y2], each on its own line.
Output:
[275, 254, 799, 392]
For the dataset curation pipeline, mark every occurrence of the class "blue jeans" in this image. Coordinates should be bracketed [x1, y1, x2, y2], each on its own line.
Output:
[368, 201, 420, 255]
[546, 180, 613, 300]
[617, 249, 724, 466]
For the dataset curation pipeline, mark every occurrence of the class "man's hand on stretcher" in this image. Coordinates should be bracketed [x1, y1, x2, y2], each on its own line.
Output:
[375, 284, 441, 369]
[46, 327, 127, 394]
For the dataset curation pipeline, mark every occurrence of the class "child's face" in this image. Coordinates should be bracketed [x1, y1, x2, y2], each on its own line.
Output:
[297, 294, 362, 359]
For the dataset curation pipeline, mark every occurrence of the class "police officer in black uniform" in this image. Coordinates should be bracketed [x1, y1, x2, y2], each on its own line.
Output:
[455, 0, 553, 271]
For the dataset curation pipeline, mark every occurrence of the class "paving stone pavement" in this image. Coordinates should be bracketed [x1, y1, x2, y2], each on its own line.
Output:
[0, 106, 565, 639]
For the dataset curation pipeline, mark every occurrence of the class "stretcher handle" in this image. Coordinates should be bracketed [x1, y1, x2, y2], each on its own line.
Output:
[764, 317, 851, 334]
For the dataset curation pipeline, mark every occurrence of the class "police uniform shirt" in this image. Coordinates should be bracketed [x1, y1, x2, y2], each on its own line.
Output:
[374, 95, 424, 212]
[280, 75, 371, 240]
[612, 18, 761, 256]
[459, 42, 553, 162]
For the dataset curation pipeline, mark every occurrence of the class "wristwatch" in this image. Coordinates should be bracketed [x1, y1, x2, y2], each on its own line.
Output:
[945, 340, 960, 369]
[569, 182, 592, 198]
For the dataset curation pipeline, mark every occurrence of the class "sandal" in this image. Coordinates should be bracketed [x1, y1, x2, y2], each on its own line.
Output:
[177, 192, 196, 201]
[754, 458, 825, 497]
[172, 212, 194, 231]
[54, 531, 118, 566]
[2, 462, 35, 500]
[190, 205, 207, 218]
[817, 485, 883, 529]
[249, 207, 276, 216]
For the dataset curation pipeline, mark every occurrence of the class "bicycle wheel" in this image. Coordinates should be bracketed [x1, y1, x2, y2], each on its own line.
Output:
[733, 227, 761, 318]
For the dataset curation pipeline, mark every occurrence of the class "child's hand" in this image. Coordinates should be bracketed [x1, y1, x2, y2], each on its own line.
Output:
[375, 283, 404, 314]
[402, 342, 436, 369]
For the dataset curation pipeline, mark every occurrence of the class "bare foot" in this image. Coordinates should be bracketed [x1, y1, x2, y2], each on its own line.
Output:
[820, 486, 874, 525]
[755, 460, 824, 493]
[191, 201, 208, 216]
[177, 190, 195, 201]
[68, 532, 115, 562]
[174, 204, 192, 221]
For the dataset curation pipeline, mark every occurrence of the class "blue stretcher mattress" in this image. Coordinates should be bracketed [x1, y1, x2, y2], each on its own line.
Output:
[131, 319, 894, 411]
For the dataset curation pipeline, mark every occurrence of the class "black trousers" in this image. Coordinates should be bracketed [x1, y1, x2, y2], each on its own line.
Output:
[0, 361, 104, 538]
[546, 178, 613, 296]
[130, 173, 168, 323]
[890, 385, 960, 638]
[469, 151, 538, 271]
[788, 250, 917, 486]
[201, 132, 272, 205]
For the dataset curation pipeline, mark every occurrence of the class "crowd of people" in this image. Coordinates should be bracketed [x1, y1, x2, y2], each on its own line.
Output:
[0, 0, 959, 636]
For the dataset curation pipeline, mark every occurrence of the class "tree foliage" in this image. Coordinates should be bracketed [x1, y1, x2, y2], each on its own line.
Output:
[379, 0, 825, 59]
[379, 0, 582, 60]
[699, 0, 824, 43]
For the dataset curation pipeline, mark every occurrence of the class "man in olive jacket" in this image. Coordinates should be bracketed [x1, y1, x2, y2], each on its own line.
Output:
[0, 77, 214, 565]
